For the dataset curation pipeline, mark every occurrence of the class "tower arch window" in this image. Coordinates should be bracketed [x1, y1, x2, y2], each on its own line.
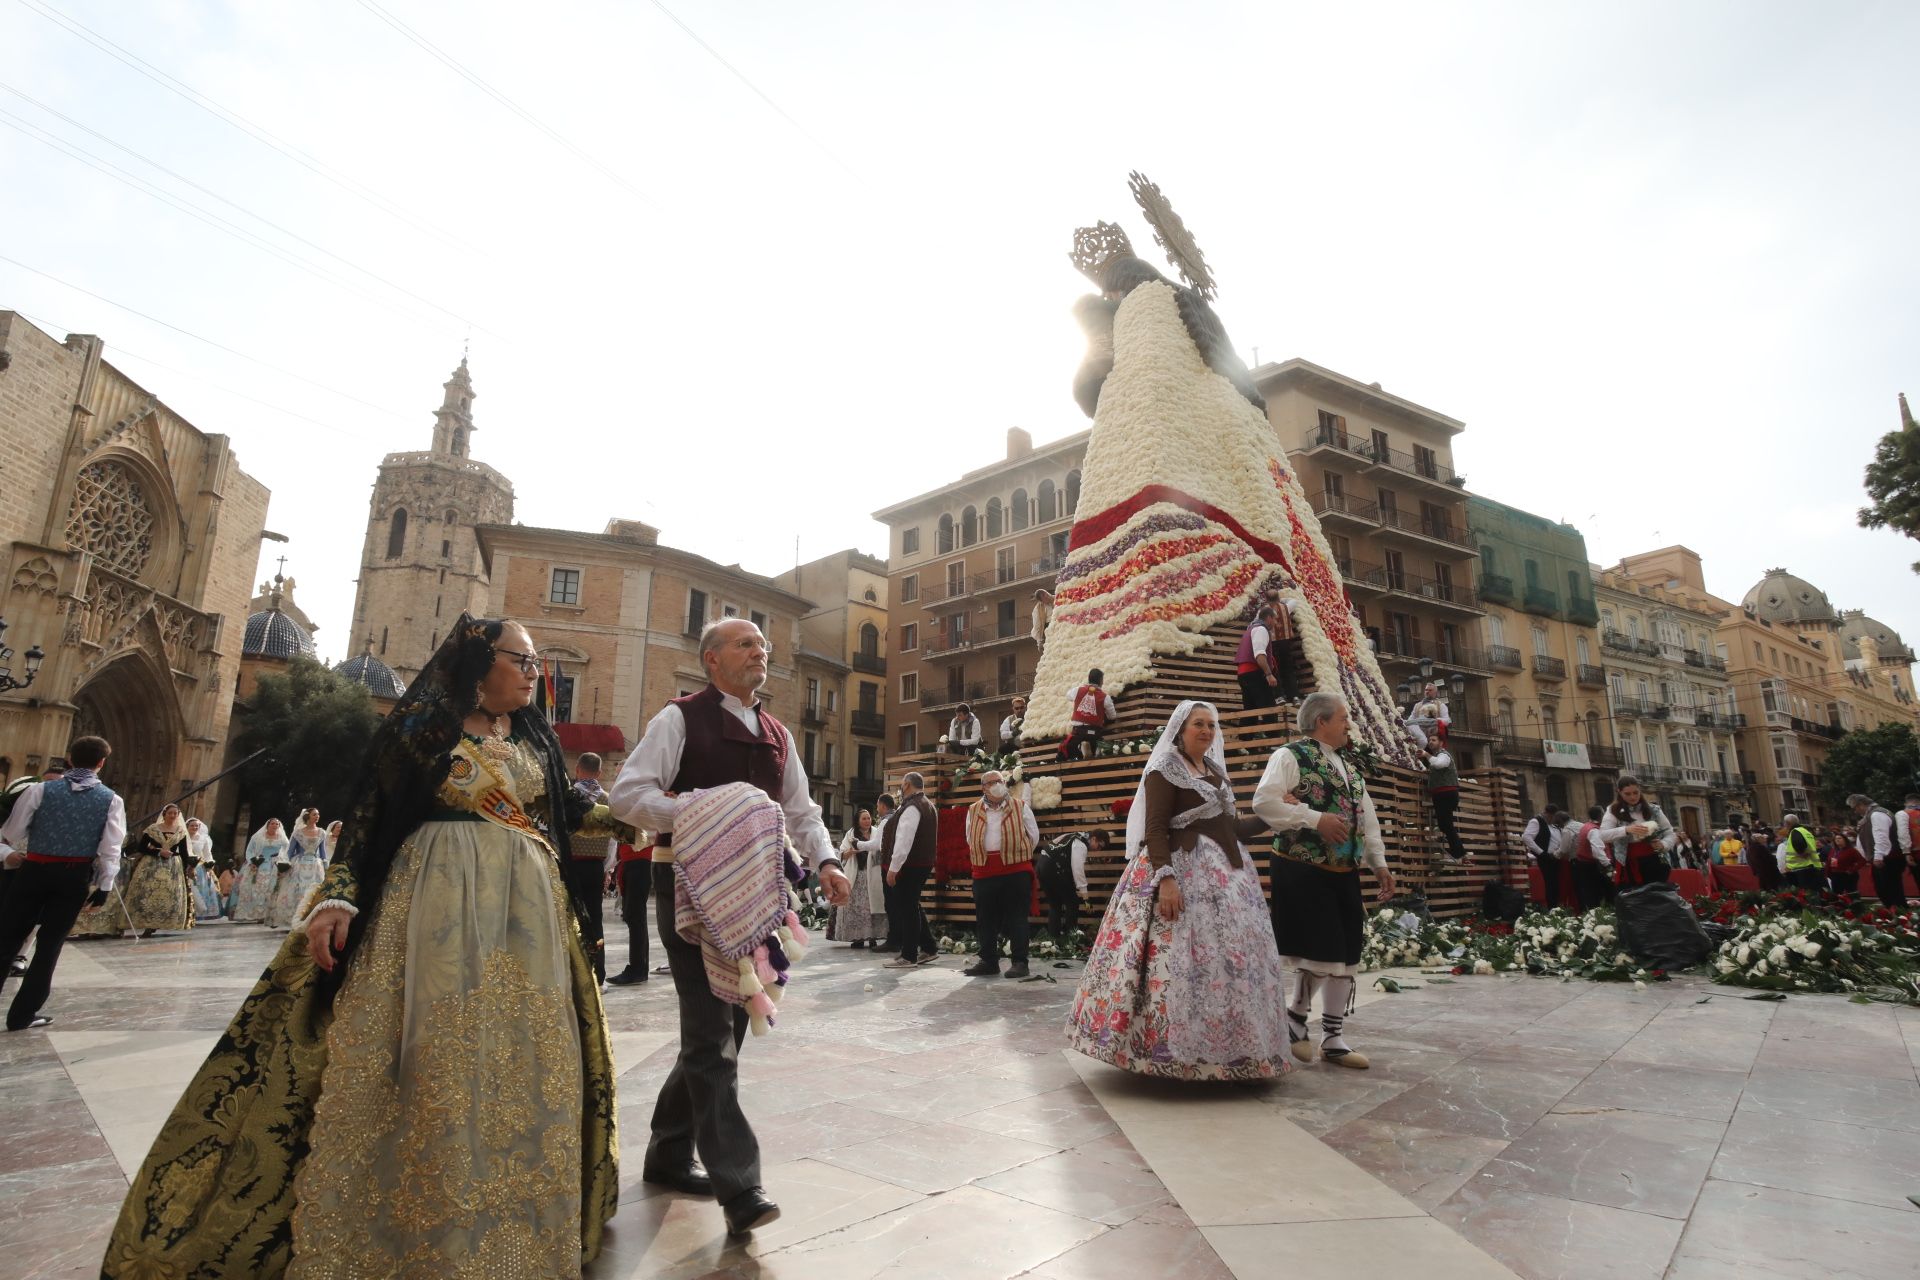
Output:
[1065, 470, 1082, 516]
[1038, 479, 1057, 523]
[387, 508, 409, 559]
[1010, 488, 1030, 531]
[858, 622, 880, 657]
[937, 513, 954, 553]
[961, 505, 979, 547]
[985, 497, 1003, 539]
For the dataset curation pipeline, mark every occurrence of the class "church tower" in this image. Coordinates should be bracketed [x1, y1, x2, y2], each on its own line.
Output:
[349, 358, 514, 685]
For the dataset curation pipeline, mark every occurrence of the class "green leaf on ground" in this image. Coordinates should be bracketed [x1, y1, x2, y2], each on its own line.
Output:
[1743, 992, 1787, 1001]
[1695, 996, 1713, 1004]
[1373, 977, 1403, 993]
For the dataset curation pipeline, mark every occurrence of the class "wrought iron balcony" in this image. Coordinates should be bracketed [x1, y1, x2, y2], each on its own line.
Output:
[1522, 585, 1559, 616]
[1575, 663, 1607, 687]
[1376, 505, 1474, 550]
[1532, 655, 1567, 680]
[1373, 632, 1496, 675]
[850, 710, 885, 736]
[1488, 644, 1523, 671]
[1601, 628, 1636, 653]
[1478, 573, 1515, 604]
[1567, 597, 1600, 627]
[1306, 491, 1381, 526]
[851, 651, 886, 675]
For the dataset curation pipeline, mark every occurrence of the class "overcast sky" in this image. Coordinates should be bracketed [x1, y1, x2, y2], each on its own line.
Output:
[4, 0, 1916, 665]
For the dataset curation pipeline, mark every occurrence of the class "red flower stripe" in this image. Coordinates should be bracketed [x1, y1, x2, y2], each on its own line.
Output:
[1098, 562, 1266, 640]
[1056, 533, 1231, 605]
[1057, 546, 1250, 629]
[1066, 483, 1295, 573]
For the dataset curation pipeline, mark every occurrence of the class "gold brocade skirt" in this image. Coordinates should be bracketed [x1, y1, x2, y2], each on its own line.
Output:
[100, 822, 619, 1280]
[125, 854, 193, 932]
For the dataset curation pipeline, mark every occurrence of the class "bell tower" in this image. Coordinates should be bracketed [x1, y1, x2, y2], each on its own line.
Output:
[349, 358, 514, 684]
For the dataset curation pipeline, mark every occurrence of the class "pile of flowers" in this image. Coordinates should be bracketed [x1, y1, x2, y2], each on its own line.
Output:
[1027, 776, 1063, 811]
[955, 749, 1022, 780]
[1362, 907, 1647, 983]
[933, 929, 1091, 961]
[1093, 736, 1156, 758]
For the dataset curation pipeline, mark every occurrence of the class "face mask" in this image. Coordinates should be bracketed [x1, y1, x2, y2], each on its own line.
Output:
[987, 782, 1008, 800]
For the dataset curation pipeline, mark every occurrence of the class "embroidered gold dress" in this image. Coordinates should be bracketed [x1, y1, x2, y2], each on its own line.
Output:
[101, 735, 619, 1279]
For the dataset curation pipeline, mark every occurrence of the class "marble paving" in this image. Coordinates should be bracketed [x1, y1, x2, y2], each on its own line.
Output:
[2, 915, 1917, 1279]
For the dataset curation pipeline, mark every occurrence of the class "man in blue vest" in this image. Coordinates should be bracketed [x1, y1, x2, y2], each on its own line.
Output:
[0, 736, 125, 1031]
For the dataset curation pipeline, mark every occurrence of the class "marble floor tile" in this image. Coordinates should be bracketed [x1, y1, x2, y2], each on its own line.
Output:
[1067, 1128, 1153, 1172]
[50, 1031, 224, 1178]
[1320, 1118, 1511, 1211]
[1710, 1109, 1920, 1212]
[1552, 1059, 1749, 1124]
[1204, 1217, 1520, 1280]
[1667, 1178, 1920, 1280]
[816, 1119, 1058, 1193]
[1610, 1021, 1770, 1073]
[1737, 1063, 1920, 1132]
[1357, 1059, 1588, 1142]
[1029, 1219, 1237, 1280]
[976, 1148, 1175, 1226]
[856, 1067, 1049, 1122]
[751, 1101, 921, 1165]
[1470, 1108, 1725, 1219]
[1433, 1182, 1685, 1280]
[949, 1082, 1118, 1147]
[1751, 1022, 1917, 1080]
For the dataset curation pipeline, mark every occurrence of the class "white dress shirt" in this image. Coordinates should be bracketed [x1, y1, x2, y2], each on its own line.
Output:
[948, 716, 982, 749]
[1000, 714, 1022, 741]
[608, 691, 838, 873]
[974, 798, 1041, 857]
[1248, 623, 1273, 664]
[0, 780, 128, 891]
[886, 803, 923, 873]
[1863, 808, 1896, 864]
[1522, 816, 1565, 858]
[1251, 744, 1387, 870]
[1897, 807, 1916, 857]
[1067, 835, 1090, 896]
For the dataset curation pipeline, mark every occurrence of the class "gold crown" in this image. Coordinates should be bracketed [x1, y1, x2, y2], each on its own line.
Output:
[1069, 221, 1134, 284]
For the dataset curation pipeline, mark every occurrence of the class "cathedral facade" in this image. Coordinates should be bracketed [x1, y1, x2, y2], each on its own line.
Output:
[349, 358, 513, 683]
[0, 313, 270, 820]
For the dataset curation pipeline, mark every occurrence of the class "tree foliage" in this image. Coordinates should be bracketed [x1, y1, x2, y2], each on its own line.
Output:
[233, 657, 384, 840]
[1819, 721, 1920, 811]
[1858, 419, 1920, 573]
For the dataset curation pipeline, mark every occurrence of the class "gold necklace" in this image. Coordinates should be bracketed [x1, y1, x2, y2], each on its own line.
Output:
[473, 707, 515, 762]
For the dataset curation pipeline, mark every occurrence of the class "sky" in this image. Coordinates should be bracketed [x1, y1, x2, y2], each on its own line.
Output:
[3, 0, 1916, 664]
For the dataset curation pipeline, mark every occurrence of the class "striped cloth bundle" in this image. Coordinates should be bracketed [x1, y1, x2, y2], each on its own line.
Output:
[670, 782, 810, 1034]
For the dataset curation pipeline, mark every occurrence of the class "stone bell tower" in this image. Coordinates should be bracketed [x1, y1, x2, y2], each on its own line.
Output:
[349, 358, 514, 685]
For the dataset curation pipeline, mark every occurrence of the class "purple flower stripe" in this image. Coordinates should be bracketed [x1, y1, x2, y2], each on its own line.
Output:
[1059, 511, 1208, 580]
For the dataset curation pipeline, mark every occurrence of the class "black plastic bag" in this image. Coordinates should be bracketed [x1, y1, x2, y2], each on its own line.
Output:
[1615, 882, 1713, 970]
[1481, 880, 1527, 923]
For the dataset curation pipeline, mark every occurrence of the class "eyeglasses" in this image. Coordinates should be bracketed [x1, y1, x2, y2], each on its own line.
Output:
[494, 646, 541, 676]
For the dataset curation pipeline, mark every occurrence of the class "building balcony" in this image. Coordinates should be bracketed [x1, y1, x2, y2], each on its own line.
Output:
[918, 576, 976, 606]
[1372, 441, 1464, 494]
[1488, 644, 1523, 671]
[1601, 629, 1636, 654]
[1790, 716, 1843, 741]
[1532, 654, 1567, 681]
[1494, 734, 1617, 769]
[921, 674, 1034, 714]
[1373, 632, 1496, 676]
[1575, 663, 1607, 687]
[970, 556, 1065, 598]
[851, 651, 886, 675]
[1681, 649, 1727, 672]
[1478, 573, 1515, 605]
[802, 703, 828, 727]
[1346, 565, 1477, 614]
[1588, 744, 1623, 769]
[1375, 506, 1475, 553]
[1306, 491, 1380, 529]
[1709, 771, 1745, 791]
[1300, 424, 1382, 470]
[1692, 709, 1747, 731]
[850, 709, 885, 737]
[1522, 585, 1559, 616]
[1763, 708, 1791, 729]
[1336, 559, 1388, 594]
[1567, 597, 1600, 627]
[924, 629, 973, 655]
[1637, 764, 1681, 786]
[1613, 696, 1671, 720]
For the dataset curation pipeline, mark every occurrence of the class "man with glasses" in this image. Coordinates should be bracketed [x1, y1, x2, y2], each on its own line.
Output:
[610, 618, 850, 1237]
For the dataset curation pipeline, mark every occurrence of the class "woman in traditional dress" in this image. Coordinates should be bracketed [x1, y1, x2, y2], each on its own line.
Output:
[1598, 774, 1677, 888]
[323, 819, 343, 860]
[267, 808, 329, 929]
[230, 817, 286, 923]
[187, 817, 224, 921]
[124, 804, 193, 936]
[828, 809, 887, 948]
[103, 616, 617, 1278]
[1066, 699, 1294, 1081]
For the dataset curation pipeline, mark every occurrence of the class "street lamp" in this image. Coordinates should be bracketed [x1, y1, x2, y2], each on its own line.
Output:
[1450, 672, 1468, 730]
[1417, 657, 1436, 683]
[0, 616, 46, 693]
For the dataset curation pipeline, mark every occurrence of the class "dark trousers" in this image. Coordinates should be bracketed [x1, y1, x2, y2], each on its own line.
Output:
[1430, 789, 1467, 861]
[1873, 854, 1909, 909]
[1786, 866, 1827, 895]
[890, 864, 935, 961]
[1829, 870, 1860, 898]
[972, 870, 1031, 967]
[1536, 854, 1567, 909]
[616, 860, 651, 974]
[0, 860, 92, 1029]
[562, 858, 607, 981]
[1571, 860, 1613, 912]
[649, 863, 758, 1202]
[1059, 725, 1102, 761]
[1238, 669, 1278, 713]
[1045, 883, 1082, 939]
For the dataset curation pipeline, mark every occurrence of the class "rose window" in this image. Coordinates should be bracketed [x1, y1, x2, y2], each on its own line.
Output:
[66, 461, 157, 578]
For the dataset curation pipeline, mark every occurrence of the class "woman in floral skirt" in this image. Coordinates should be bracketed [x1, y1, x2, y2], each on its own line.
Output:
[267, 808, 328, 929]
[1065, 699, 1293, 1081]
[230, 817, 285, 923]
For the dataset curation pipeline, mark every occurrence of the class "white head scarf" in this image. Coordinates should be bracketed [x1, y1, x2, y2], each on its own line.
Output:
[1122, 700, 1233, 859]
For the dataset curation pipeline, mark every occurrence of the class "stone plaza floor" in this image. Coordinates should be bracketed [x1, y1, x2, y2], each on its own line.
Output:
[3, 916, 1918, 1279]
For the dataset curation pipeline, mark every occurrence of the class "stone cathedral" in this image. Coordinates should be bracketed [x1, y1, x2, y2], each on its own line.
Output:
[349, 359, 513, 685]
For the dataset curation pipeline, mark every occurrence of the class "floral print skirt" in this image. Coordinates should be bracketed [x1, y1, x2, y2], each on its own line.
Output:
[1065, 837, 1294, 1081]
[230, 859, 275, 923]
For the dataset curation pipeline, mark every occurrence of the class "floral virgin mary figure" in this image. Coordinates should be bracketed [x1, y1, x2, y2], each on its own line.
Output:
[103, 616, 617, 1278]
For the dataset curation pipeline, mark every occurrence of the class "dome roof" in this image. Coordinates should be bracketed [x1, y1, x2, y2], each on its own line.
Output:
[1742, 569, 1836, 624]
[1838, 611, 1916, 664]
[334, 651, 407, 699]
[243, 607, 315, 660]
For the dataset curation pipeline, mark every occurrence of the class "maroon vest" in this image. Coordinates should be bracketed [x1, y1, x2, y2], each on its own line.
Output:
[661, 685, 792, 844]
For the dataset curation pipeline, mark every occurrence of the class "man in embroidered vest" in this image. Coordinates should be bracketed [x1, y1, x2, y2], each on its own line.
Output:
[1059, 668, 1116, 761]
[609, 619, 850, 1237]
[1253, 693, 1396, 1070]
[881, 775, 939, 966]
[0, 737, 125, 1031]
[962, 769, 1041, 979]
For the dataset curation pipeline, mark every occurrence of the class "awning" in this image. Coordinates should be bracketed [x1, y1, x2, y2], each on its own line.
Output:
[555, 723, 627, 754]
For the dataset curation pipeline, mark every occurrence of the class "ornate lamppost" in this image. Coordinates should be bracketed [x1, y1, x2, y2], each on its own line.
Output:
[0, 616, 46, 692]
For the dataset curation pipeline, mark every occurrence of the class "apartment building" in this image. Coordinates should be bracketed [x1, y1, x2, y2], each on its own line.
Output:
[775, 548, 891, 821]
[1253, 359, 1489, 736]
[871, 427, 1088, 750]
[1467, 497, 1616, 816]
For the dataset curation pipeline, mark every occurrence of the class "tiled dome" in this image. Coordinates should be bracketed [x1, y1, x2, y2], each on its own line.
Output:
[242, 608, 315, 660]
[1742, 569, 1836, 625]
[334, 651, 407, 699]
[1838, 611, 1916, 664]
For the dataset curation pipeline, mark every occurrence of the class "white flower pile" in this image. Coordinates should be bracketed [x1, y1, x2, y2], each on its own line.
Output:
[1027, 776, 1064, 811]
[1708, 909, 1915, 997]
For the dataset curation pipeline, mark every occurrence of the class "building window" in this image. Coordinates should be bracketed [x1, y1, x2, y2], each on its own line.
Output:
[1486, 614, 1505, 647]
[901, 623, 918, 651]
[898, 724, 918, 752]
[900, 672, 918, 702]
[441, 539, 451, 558]
[1752, 640, 1762, 661]
[1010, 488, 1029, 531]
[1586, 711, 1602, 745]
[686, 589, 708, 636]
[1371, 429, 1390, 461]
[1065, 469, 1081, 515]
[550, 567, 581, 605]
[806, 677, 820, 713]
[722, 602, 740, 619]
[902, 526, 920, 555]
[858, 681, 878, 713]
[803, 731, 817, 772]
[1377, 487, 1398, 519]
[996, 547, 1015, 582]
[1576, 635, 1591, 665]
[1038, 479, 1057, 523]
[961, 505, 979, 546]
[1413, 443, 1438, 478]
[386, 508, 409, 559]
[1497, 698, 1515, 739]
[438, 567, 446, 585]
[859, 622, 880, 657]
[434, 595, 441, 617]
[986, 497, 1003, 539]
[750, 609, 768, 632]
[380, 625, 388, 655]
[937, 514, 954, 553]
[1531, 626, 1549, 657]
[900, 573, 918, 603]
[946, 561, 965, 596]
